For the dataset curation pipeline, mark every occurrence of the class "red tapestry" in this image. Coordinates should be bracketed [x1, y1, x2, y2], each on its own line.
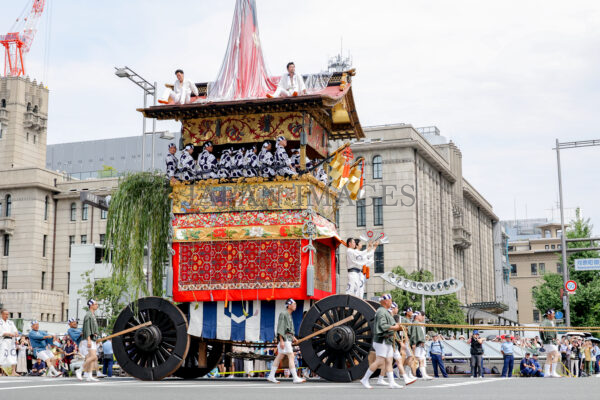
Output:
[178, 240, 302, 291]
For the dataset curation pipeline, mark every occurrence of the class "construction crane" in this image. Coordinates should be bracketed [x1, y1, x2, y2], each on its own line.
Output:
[0, 0, 46, 77]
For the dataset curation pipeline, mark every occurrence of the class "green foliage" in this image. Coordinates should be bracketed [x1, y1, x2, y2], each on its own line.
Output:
[104, 172, 172, 300]
[78, 270, 128, 333]
[388, 266, 466, 332]
[532, 208, 600, 328]
[98, 165, 117, 178]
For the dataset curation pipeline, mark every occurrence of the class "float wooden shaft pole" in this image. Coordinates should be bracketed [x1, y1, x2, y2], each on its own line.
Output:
[97, 321, 152, 343]
[295, 315, 355, 345]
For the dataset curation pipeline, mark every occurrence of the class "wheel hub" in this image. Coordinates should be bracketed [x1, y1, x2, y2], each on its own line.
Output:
[325, 324, 355, 352]
[134, 324, 163, 352]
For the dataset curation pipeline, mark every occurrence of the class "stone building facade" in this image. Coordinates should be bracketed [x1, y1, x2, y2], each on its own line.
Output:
[336, 124, 501, 307]
[0, 76, 118, 321]
[506, 222, 563, 324]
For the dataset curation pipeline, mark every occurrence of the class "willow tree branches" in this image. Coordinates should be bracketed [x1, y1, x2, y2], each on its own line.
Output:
[104, 172, 172, 300]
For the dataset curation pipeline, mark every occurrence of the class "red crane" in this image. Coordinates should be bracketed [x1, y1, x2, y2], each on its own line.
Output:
[0, 0, 46, 77]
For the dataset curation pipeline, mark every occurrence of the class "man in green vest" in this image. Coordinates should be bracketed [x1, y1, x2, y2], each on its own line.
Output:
[540, 309, 561, 378]
[267, 299, 305, 384]
[360, 294, 404, 389]
[77, 299, 100, 382]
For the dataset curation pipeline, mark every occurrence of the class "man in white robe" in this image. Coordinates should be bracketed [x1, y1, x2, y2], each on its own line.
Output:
[267, 62, 307, 98]
[0, 309, 19, 375]
[159, 69, 199, 104]
[345, 238, 378, 299]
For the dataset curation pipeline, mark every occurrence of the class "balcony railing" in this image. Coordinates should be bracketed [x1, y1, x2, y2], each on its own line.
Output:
[0, 217, 16, 235]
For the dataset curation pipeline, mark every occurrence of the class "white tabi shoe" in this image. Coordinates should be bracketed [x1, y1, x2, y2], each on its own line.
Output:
[292, 377, 306, 384]
[403, 374, 417, 385]
[360, 378, 372, 389]
[75, 368, 83, 381]
[267, 375, 280, 384]
[376, 376, 388, 385]
[86, 375, 99, 382]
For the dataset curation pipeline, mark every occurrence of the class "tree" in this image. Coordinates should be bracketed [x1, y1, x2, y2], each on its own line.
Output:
[104, 172, 172, 300]
[533, 208, 600, 328]
[78, 270, 129, 333]
[388, 266, 465, 333]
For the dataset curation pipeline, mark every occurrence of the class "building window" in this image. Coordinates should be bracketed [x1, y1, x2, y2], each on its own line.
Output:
[100, 209, 108, 220]
[551, 244, 555, 249]
[99, 234, 105, 245]
[3, 235, 9, 256]
[539, 263, 545, 274]
[82, 203, 89, 221]
[41, 271, 46, 290]
[531, 263, 538, 276]
[67, 272, 70, 294]
[533, 310, 540, 322]
[70, 203, 77, 221]
[5, 195, 11, 217]
[510, 264, 517, 276]
[544, 229, 551, 238]
[545, 245, 549, 249]
[372, 155, 382, 179]
[356, 199, 366, 227]
[42, 235, 47, 257]
[44, 196, 49, 220]
[1, 271, 7, 289]
[33, 135, 37, 144]
[373, 197, 383, 226]
[557, 229, 562, 237]
[69, 235, 75, 257]
[81, 235, 87, 244]
[374, 244, 384, 273]
[1, 99, 5, 108]
[557, 263, 563, 274]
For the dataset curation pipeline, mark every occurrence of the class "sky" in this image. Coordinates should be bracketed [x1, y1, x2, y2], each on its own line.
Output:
[2, 0, 600, 232]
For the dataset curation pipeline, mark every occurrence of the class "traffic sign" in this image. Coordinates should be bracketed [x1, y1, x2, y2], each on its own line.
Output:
[565, 280, 577, 292]
[555, 311, 564, 319]
[574, 258, 600, 271]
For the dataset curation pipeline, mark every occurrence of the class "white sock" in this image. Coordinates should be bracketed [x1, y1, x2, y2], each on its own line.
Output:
[268, 363, 278, 379]
[387, 372, 396, 386]
[544, 364, 550, 377]
[48, 365, 58, 376]
[290, 365, 300, 379]
[362, 369, 374, 381]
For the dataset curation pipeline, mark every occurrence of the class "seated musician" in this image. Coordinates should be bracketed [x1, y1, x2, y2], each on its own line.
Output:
[158, 69, 199, 104]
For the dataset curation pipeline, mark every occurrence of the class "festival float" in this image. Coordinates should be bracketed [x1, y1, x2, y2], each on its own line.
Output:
[109, 0, 375, 381]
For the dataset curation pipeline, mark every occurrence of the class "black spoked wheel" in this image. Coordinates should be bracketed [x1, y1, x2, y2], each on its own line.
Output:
[113, 297, 190, 381]
[298, 294, 376, 382]
[173, 303, 224, 379]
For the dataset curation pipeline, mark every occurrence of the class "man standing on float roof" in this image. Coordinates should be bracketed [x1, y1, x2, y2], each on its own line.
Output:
[158, 69, 199, 104]
[267, 62, 307, 98]
[361, 294, 403, 389]
[540, 309, 561, 378]
[266, 299, 305, 384]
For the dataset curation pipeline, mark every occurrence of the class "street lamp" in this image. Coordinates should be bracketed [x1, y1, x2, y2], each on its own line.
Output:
[554, 138, 600, 326]
[114, 66, 158, 170]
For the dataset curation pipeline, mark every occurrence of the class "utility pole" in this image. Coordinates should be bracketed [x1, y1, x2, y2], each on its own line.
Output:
[554, 138, 600, 326]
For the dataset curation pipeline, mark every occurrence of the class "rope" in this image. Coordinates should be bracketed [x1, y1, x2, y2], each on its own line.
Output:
[399, 322, 600, 332]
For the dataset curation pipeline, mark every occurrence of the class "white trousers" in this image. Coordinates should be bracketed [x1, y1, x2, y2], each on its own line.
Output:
[273, 87, 297, 97]
[346, 271, 365, 298]
[161, 88, 192, 104]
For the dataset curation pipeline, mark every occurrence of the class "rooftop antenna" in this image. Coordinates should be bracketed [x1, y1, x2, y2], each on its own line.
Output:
[327, 36, 352, 72]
